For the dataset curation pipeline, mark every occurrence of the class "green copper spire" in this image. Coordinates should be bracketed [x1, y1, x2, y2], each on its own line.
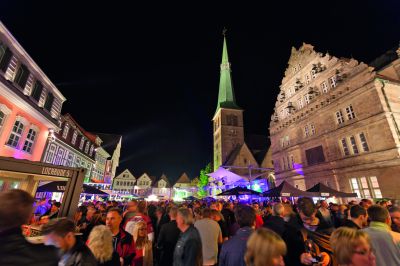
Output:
[216, 33, 240, 113]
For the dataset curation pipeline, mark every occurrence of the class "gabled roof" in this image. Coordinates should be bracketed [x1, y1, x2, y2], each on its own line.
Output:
[63, 113, 97, 143]
[115, 169, 135, 179]
[175, 172, 191, 184]
[94, 133, 122, 155]
[245, 134, 270, 165]
[224, 144, 243, 166]
[158, 174, 171, 187]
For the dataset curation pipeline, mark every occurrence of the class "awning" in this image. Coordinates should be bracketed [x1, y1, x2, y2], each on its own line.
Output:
[306, 182, 357, 198]
[216, 186, 261, 196]
[262, 181, 317, 197]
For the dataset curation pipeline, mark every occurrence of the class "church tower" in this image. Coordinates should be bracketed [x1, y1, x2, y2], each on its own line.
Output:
[213, 35, 244, 170]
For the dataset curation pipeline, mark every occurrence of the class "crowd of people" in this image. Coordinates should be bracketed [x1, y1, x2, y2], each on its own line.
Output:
[2, 189, 400, 266]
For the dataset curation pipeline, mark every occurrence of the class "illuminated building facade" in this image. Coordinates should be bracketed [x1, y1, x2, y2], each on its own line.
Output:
[270, 43, 400, 199]
[0, 21, 66, 191]
[41, 113, 97, 183]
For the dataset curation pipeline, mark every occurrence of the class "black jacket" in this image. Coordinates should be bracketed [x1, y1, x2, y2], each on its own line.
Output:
[173, 225, 202, 266]
[341, 219, 361, 230]
[59, 237, 98, 266]
[157, 220, 181, 266]
[0, 227, 59, 266]
[263, 215, 286, 236]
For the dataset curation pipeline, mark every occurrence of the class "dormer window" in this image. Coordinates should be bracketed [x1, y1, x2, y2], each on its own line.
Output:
[85, 141, 90, 154]
[62, 124, 69, 139]
[89, 145, 94, 156]
[79, 137, 85, 150]
[14, 64, 30, 89]
[71, 130, 78, 145]
[31, 80, 43, 102]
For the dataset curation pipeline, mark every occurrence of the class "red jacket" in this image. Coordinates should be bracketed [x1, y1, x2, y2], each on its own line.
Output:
[116, 228, 136, 266]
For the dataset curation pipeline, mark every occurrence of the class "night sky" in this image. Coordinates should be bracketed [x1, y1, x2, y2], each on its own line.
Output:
[1, 1, 400, 182]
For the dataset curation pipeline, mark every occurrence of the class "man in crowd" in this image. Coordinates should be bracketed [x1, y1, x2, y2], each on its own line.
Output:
[173, 207, 202, 266]
[42, 218, 97, 265]
[0, 189, 59, 266]
[219, 205, 255, 266]
[122, 199, 138, 225]
[362, 205, 400, 265]
[360, 198, 373, 210]
[263, 203, 286, 236]
[157, 206, 181, 266]
[342, 205, 368, 229]
[317, 200, 333, 227]
[283, 197, 332, 266]
[389, 206, 400, 233]
[195, 208, 222, 265]
[106, 207, 136, 266]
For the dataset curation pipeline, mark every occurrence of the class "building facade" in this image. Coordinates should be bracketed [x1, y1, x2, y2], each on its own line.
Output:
[0, 22, 66, 191]
[112, 169, 136, 195]
[269, 43, 400, 199]
[134, 173, 154, 196]
[41, 113, 97, 183]
[151, 174, 172, 199]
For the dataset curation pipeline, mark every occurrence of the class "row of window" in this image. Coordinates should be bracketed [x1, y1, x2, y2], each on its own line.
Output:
[304, 123, 316, 137]
[0, 110, 38, 154]
[280, 75, 338, 120]
[45, 143, 92, 178]
[340, 133, 369, 156]
[281, 154, 295, 171]
[336, 105, 356, 124]
[0, 43, 56, 114]
[62, 123, 95, 157]
[115, 180, 135, 187]
[350, 176, 382, 198]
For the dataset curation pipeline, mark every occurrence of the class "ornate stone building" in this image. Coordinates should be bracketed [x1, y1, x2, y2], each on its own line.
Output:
[269, 43, 400, 199]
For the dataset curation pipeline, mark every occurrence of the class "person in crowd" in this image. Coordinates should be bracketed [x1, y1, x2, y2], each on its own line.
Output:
[252, 203, 264, 229]
[195, 208, 222, 265]
[361, 204, 400, 265]
[221, 202, 235, 236]
[34, 197, 50, 217]
[125, 201, 154, 241]
[331, 227, 376, 266]
[0, 189, 59, 266]
[154, 206, 170, 242]
[211, 209, 229, 241]
[219, 205, 256, 266]
[193, 207, 203, 222]
[282, 197, 332, 266]
[106, 207, 136, 266]
[82, 210, 105, 241]
[263, 203, 286, 237]
[318, 200, 333, 227]
[123, 200, 138, 224]
[87, 225, 121, 266]
[132, 221, 153, 266]
[73, 205, 87, 228]
[360, 199, 373, 210]
[173, 207, 203, 266]
[43, 201, 61, 219]
[157, 206, 181, 266]
[42, 218, 97, 266]
[262, 204, 273, 223]
[389, 206, 400, 233]
[244, 228, 286, 266]
[342, 205, 368, 229]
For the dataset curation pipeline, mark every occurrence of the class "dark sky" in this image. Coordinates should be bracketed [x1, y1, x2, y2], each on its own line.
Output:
[1, 1, 400, 182]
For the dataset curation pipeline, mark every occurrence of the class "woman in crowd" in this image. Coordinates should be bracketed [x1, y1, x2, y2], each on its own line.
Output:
[245, 227, 286, 266]
[132, 220, 153, 266]
[87, 225, 121, 266]
[330, 227, 376, 266]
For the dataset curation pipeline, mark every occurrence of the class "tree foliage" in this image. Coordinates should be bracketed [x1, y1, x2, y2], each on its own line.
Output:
[197, 163, 211, 198]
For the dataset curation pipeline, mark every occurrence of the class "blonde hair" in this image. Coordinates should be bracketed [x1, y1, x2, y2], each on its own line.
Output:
[87, 225, 114, 263]
[245, 228, 287, 266]
[330, 227, 371, 265]
[132, 220, 149, 249]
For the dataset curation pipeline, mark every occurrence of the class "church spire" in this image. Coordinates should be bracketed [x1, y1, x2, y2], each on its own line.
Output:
[216, 31, 240, 114]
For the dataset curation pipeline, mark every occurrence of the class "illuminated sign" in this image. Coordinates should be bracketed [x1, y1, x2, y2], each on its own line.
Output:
[41, 167, 72, 178]
[281, 193, 291, 196]
[321, 192, 330, 197]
